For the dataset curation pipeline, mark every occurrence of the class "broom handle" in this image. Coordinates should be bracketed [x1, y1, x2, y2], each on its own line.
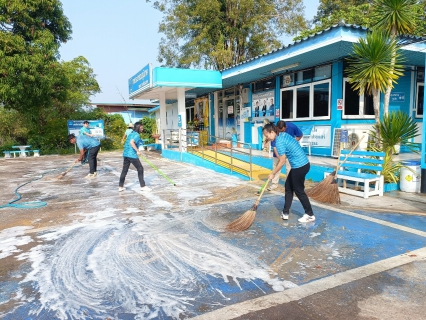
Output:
[255, 178, 271, 204]
[335, 135, 365, 172]
[64, 162, 76, 174]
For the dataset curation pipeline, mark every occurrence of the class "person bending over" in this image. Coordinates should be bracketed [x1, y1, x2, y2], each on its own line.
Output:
[68, 133, 101, 178]
[263, 123, 315, 223]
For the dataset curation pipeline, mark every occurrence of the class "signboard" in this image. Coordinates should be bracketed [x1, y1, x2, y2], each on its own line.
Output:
[178, 114, 182, 128]
[252, 90, 275, 121]
[309, 125, 331, 147]
[67, 120, 105, 138]
[337, 99, 343, 110]
[128, 63, 152, 96]
[390, 92, 405, 102]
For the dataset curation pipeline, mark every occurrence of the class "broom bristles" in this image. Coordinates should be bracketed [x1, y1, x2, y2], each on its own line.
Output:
[225, 208, 257, 232]
[306, 172, 341, 204]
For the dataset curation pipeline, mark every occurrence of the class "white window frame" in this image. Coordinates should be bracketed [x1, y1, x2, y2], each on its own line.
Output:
[342, 78, 376, 119]
[280, 79, 331, 121]
[415, 82, 424, 118]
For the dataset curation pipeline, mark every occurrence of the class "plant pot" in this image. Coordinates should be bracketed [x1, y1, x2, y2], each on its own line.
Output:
[152, 133, 161, 143]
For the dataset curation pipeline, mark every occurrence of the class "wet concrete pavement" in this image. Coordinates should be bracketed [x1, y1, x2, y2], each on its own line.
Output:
[0, 151, 425, 319]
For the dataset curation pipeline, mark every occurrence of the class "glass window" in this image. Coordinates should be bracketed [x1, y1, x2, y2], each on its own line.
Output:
[416, 83, 424, 117]
[343, 78, 375, 118]
[296, 69, 313, 85]
[314, 65, 332, 81]
[313, 82, 329, 117]
[296, 86, 310, 118]
[253, 77, 275, 92]
[281, 90, 293, 118]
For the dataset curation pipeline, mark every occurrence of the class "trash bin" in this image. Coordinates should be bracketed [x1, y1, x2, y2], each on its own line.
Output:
[400, 160, 421, 192]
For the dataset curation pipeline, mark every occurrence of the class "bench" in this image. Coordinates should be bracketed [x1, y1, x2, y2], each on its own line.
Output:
[324, 149, 385, 199]
[3, 151, 20, 158]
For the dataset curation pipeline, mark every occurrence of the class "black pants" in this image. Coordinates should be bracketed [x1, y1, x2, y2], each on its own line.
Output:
[87, 145, 100, 174]
[283, 163, 314, 216]
[119, 157, 146, 187]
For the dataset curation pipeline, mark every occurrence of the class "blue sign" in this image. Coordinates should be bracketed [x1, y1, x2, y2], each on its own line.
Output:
[178, 114, 182, 128]
[67, 120, 105, 139]
[390, 92, 405, 102]
[128, 63, 152, 96]
[340, 129, 348, 143]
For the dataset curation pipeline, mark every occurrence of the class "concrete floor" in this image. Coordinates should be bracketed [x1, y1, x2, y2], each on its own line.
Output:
[0, 151, 425, 320]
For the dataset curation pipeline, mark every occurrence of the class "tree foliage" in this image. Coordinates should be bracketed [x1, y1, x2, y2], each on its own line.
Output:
[346, 31, 404, 136]
[296, 0, 426, 41]
[148, 0, 307, 70]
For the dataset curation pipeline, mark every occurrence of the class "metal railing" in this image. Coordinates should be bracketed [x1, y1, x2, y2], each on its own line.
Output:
[162, 128, 254, 180]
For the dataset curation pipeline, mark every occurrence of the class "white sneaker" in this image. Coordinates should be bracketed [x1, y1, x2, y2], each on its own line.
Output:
[85, 173, 95, 179]
[281, 212, 289, 220]
[298, 214, 315, 223]
[93, 172, 97, 177]
[118, 187, 125, 192]
[267, 184, 278, 191]
[140, 186, 152, 192]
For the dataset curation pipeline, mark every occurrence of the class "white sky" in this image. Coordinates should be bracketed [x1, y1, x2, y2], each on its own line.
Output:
[59, 0, 320, 104]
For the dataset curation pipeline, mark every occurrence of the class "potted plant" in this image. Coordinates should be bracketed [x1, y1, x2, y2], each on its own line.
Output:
[151, 120, 160, 143]
[368, 110, 419, 184]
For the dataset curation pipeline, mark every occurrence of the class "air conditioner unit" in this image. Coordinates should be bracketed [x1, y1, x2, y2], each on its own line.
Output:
[342, 126, 373, 151]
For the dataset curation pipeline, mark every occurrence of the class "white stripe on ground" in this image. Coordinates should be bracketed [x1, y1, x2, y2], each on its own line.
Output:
[192, 247, 426, 320]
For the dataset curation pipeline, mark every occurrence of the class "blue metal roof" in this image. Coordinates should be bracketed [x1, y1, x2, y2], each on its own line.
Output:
[220, 24, 426, 89]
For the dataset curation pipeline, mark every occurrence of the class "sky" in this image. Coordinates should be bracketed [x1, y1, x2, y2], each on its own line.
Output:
[59, 0, 320, 104]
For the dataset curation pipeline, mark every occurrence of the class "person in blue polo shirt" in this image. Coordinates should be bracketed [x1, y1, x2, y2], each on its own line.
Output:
[79, 121, 94, 137]
[268, 120, 304, 191]
[263, 123, 315, 223]
[118, 122, 151, 192]
[68, 133, 101, 178]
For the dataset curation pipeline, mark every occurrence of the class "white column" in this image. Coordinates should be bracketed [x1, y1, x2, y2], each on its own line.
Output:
[159, 91, 166, 150]
[177, 87, 187, 152]
[214, 91, 219, 139]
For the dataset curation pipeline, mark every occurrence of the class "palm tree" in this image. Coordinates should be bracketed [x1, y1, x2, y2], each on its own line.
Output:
[371, 0, 419, 116]
[346, 31, 405, 139]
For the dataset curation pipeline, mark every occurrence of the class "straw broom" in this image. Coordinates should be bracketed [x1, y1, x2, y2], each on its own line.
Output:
[306, 136, 365, 204]
[226, 179, 270, 232]
[57, 162, 76, 179]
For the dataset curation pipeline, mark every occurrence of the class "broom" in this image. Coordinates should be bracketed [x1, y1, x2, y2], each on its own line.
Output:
[57, 162, 76, 179]
[225, 178, 271, 232]
[306, 136, 365, 204]
[139, 154, 177, 186]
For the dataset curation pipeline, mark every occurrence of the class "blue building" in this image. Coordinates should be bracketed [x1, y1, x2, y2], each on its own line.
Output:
[129, 24, 426, 189]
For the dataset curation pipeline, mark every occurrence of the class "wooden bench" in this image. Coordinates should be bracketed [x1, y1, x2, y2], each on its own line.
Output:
[325, 149, 385, 199]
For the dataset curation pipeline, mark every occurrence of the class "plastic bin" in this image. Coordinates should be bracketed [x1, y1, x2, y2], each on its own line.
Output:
[400, 160, 421, 193]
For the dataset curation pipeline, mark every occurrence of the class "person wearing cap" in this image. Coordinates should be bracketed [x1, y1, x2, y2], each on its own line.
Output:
[121, 122, 134, 144]
[119, 122, 151, 192]
[80, 121, 94, 137]
[67, 133, 101, 178]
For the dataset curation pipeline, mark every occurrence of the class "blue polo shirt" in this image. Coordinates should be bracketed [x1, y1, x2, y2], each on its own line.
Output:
[76, 135, 100, 150]
[275, 132, 308, 169]
[123, 131, 141, 159]
[285, 122, 303, 138]
[80, 127, 91, 136]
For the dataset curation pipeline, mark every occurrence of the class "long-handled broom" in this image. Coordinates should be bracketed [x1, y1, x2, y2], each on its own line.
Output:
[57, 162, 76, 179]
[139, 154, 177, 186]
[225, 178, 271, 232]
[306, 136, 365, 204]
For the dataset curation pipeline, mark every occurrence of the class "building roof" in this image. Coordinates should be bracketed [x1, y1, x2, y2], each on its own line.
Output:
[220, 23, 426, 89]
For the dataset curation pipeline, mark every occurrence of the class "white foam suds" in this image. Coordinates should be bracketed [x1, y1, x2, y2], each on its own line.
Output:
[12, 207, 296, 319]
[0, 226, 33, 259]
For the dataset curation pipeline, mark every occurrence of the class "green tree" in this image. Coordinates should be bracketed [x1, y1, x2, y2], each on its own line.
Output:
[371, 0, 419, 116]
[0, 0, 72, 113]
[148, 0, 307, 70]
[345, 31, 404, 138]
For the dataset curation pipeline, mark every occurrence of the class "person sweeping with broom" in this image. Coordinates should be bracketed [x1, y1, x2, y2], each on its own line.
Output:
[263, 123, 315, 223]
[118, 121, 151, 193]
